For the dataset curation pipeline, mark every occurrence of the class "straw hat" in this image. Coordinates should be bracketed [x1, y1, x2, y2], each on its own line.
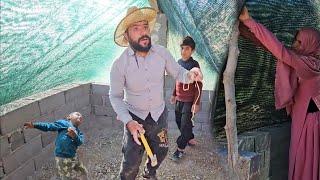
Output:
[114, 6, 157, 47]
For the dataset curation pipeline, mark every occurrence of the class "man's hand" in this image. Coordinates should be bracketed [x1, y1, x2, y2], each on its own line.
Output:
[67, 127, 77, 139]
[24, 122, 34, 129]
[191, 104, 200, 113]
[126, 120, 145, 145]
[188, 67, 203, 82]
[170, 96, 176, 104]
[239, 6, 251, 22]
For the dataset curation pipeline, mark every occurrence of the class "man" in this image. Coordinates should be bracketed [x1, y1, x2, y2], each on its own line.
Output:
[109, 6, 203, 180]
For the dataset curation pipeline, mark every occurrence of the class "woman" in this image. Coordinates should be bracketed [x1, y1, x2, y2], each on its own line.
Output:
[239, 7, 320, 180]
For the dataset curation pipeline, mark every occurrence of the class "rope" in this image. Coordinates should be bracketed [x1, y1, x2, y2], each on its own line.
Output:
[191, 81, 201, 126]
[182, 80, 201, 126]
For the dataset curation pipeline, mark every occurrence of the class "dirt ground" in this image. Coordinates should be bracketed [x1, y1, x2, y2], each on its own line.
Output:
[35, 120, 232, 180]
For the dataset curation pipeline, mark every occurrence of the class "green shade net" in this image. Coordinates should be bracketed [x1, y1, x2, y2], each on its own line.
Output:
[214, 0, 320, 137]
[158, 0, 245, 89]
[1, 0, 319, 136]
[0, 0, 150, 106]
[159, 0, 320, 137]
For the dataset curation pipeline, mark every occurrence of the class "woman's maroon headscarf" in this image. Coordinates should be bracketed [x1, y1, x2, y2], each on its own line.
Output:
[294, 28, 320, 58]
[275, 28, 320, 114]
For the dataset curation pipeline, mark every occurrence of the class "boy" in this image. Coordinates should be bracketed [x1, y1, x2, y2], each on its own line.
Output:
[24, 112, 88, 180]
[170, 36, 203, 161]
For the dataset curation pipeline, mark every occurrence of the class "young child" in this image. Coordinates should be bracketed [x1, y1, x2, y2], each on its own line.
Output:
[170, 36, 203, 161]
[24, 112, 88, 180]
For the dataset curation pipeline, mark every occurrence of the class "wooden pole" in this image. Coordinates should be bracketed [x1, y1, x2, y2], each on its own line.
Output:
[223, 21, 240, 176]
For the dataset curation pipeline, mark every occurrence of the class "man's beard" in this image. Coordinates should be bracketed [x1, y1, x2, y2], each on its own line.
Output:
[128, 35, 152, 52]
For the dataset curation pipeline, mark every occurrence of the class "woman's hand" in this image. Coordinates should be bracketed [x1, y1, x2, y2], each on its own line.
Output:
[239, 6, 251, 22]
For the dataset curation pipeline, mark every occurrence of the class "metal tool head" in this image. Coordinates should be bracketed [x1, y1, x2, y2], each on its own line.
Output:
[150, 154, 158, 167]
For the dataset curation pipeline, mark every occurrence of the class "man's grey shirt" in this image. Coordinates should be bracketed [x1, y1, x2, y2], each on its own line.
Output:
[109, 44, 192, 125]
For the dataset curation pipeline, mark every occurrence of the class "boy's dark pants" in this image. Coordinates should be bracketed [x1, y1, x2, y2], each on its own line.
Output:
[119, 108, 168, 180]
[175, 100, 194, 150]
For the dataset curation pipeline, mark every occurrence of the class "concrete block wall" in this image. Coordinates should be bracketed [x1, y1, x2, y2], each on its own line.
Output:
[164, 75, 215, 136]
[90, 84, 121, 130]
[0, 82, 291, 180]
[238, 131, 271, 180]
[217, 130, 271, 180]
[217, 125, 292, 180]
[0, 83, 92, 180]
[259, 122, 291, 180]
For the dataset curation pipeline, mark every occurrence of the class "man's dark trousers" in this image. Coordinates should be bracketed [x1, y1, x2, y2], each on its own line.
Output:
[119, 108, 168, 180]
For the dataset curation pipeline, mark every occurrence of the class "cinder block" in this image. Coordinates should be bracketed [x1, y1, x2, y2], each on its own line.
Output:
[112, 118, 123, 128]
[201, 90, 215, 101]
[102, 96, 112, 107]
[263, 150, 270, 178]
[74, 95, 90, 109]
[196, 112, 210, 120]
[258, 152, 265, 173]
[239, 151, 261, 179]
[65, 84, 91, 104]
[195, 116, 210, 123]
[41, 132, 56, 148]
[23, 128, 41, 144]
[0, 100, 40, 135]
[164, 89, 174, 99]
[52, 83, 81, 92]
[38, 91, 66, 115]
[164, 100, 174, 111]
[34, 142, 54, 171]
[0, 135, 10, 158]
[238, 134, 255, 152]
[166, 104, 175, 111]
[200, 101, 212, 113]
[8, 129, 25, 151]
[23, 113, 55, 143]
[77, 106, 91, 129]
[164, 75, 175, 88]
[255, 132, 270, 153]
[91, 84, 109, 96]
[2, 135, 42, 174]
[166, 111, 175, 122]
[80, 114, 94, 133]
[93, 116, 113, 130]
[201, 123, 212, 135]
[93, 106, 116, 117]
[77, 105, 91, 116]
[90, 94, 103, 106]
[53, 103, 76, 120]
[2, 159, 35, 180]
[0, 98, 38, 116]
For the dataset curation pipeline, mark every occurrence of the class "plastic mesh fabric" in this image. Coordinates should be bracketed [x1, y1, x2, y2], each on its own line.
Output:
[159, 0, 320, 137]
[0, 0, 150, 106]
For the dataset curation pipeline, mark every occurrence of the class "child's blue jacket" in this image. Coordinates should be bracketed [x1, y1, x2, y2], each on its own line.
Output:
[34, 119, 84, 158]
